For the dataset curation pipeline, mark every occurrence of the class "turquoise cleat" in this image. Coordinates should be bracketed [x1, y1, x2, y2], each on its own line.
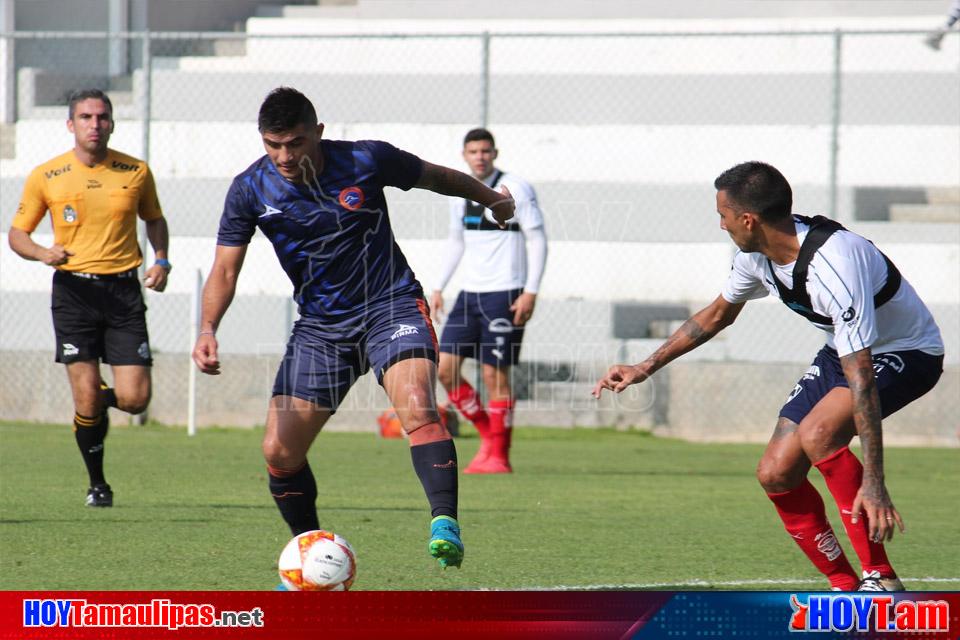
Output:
[429, 515, 464, 569]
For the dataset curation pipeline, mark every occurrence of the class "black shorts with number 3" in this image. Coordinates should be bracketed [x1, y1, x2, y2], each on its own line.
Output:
[51, 270, 152, 366]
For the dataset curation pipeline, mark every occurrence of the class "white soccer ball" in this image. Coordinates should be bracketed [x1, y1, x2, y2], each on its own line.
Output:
[278, 530, 357, 591]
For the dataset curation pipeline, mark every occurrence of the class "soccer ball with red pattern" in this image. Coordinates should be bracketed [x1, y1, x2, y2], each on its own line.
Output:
[278, 530, 357, 591]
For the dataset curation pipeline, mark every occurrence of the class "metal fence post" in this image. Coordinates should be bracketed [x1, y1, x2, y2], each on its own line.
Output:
[134, 29, 152, 426]
[140, 29, 151, 161]
[829, 29, 843, 221]
[480, 31, 490, 127]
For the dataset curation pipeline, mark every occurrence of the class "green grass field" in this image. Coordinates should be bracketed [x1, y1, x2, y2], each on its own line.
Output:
[1, 421, 958, 591]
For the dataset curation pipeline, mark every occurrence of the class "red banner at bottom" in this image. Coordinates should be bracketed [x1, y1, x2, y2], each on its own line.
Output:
[2, 591, 959, 639]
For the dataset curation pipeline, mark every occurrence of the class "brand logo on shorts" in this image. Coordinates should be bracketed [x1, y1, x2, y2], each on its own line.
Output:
[488, 318, 513, 334]
[62, 343, 79, 357]
[801, 365, 821, 381]
[338, 186, 365, 211]
[492, 335, 506, 360]
[842, 306, 856, 323]
[63, 205, 77, 223]
[873, 353, 905, 375]
[138, 341, 151, 360]
[786, 383, 803, 402]
[390, 324, 419, 340]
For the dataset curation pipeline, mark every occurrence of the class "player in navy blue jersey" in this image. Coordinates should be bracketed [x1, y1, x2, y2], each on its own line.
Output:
[192, 87, 515, 571]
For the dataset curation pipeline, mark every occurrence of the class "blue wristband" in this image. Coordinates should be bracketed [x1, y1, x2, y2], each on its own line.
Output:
[155, 258, 172, 271]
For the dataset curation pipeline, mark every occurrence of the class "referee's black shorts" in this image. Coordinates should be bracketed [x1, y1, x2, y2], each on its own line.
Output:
[51, 270, 152, 366]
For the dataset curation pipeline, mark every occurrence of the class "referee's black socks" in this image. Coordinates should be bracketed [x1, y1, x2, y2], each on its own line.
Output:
[74, 412, 109, 487]
[100, 384, 118, 410]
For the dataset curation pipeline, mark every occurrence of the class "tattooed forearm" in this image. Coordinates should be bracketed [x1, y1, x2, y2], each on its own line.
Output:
[841, 349, 885, 490]
[644, 318, 714, 371]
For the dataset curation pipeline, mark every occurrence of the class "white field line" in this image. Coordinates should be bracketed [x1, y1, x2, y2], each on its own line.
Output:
[500, 577, 960, 591]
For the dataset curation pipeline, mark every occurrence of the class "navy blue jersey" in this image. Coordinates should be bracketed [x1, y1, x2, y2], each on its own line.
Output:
[218, 140, 424, 320]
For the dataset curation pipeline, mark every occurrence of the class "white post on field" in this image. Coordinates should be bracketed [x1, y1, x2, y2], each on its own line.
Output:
[187, 268, 202, 436]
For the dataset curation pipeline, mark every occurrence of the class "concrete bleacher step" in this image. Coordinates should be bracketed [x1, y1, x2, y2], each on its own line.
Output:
[263, 0, 948, 20]
[927, 187, 960, 204]
[889, 203, 960, 224]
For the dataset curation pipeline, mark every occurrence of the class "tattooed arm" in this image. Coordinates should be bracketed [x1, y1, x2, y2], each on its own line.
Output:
[592, 294, 745, 397]
[841, 347, 904, 542]
[415, 160, 515, 227]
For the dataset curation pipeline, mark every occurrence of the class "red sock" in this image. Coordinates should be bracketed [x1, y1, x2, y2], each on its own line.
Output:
[768, 479, 859, 590]
[815, 446, 895, 578]
[487, 398, 514, 461]
[448, 382, 490, 435]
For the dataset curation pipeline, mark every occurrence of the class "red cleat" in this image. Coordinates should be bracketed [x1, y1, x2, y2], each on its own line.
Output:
[463, 456, 512, 474]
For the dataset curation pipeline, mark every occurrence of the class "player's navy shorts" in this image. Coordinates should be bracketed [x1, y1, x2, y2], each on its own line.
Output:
[439, 288, 525, 367]
[273, 295, 438, 412]
[51, 269, 152, 366]
[780, 345, 943, 425]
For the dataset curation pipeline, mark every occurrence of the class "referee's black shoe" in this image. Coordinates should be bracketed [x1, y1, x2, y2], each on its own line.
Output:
[85, 484, 113, 508]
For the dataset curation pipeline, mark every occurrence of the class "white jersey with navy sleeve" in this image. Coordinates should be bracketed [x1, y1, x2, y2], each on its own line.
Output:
[443, 170, 545, 293]
[721, 218, 944, 357]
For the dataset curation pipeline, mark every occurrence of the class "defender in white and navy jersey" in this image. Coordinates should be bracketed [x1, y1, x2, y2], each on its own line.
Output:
[431, 129, 548, 474]
[192, 88, 517, 572]
[595, 162, 943, 592]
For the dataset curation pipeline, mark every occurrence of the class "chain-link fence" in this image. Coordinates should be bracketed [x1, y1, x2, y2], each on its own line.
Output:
[1, 29, 957, 443]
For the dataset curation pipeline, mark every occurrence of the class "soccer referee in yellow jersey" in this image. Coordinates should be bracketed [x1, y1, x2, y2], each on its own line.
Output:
[8, 89, 171, 508]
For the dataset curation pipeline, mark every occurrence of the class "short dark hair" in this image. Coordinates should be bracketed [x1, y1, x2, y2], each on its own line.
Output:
[463, 127, 495, 147]
[258, 87, 318, 133]
[67, 89, 112, 119]
[714, 161, 792, 221]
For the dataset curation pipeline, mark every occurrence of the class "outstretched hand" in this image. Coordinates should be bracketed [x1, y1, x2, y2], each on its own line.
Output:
[592, 364, 649, 398]
[851, 482, 904, 543]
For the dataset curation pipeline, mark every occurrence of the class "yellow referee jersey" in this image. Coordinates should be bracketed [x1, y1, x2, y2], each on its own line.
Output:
[12, 148, 164, 274]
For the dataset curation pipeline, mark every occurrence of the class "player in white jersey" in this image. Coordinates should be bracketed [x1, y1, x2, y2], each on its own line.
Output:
[594, 162, 943, 591]
[431, 129, 548, 474]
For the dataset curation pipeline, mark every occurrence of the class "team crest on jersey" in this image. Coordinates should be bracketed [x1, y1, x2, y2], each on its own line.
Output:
[338, 186, 365, 211]
[63, 205, 77, 223]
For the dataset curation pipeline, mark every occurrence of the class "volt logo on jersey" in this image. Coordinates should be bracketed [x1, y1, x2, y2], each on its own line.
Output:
[338, 186, 365, 211]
